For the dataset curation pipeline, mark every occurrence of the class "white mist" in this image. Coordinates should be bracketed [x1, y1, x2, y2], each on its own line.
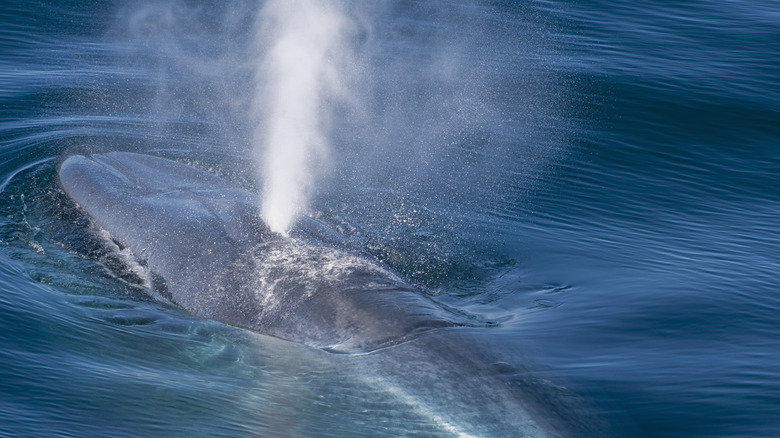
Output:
[253, 0, 353, 235]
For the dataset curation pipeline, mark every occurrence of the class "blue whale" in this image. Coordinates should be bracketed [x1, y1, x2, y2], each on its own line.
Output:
[58, 151, 599, 437]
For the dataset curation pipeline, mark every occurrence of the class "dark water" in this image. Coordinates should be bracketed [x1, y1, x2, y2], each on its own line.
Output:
[1, 0, 779, 437]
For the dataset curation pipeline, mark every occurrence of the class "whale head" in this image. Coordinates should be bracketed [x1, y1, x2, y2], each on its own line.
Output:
[59, 151, 458, 353]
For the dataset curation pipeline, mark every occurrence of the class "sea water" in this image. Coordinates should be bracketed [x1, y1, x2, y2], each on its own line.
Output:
[1, 1, 779, 437]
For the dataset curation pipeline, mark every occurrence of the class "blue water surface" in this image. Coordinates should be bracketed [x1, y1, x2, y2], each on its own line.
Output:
[1, 0, 779, 437]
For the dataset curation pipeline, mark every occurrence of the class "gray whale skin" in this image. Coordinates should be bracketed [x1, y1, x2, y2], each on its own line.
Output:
[58, 151, 598, 438]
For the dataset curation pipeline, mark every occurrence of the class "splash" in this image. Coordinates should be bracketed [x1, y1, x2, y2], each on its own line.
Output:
[253, 0, 354, 235]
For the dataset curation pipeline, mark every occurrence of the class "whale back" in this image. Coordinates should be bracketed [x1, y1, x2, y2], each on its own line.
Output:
[58, 152, 456, 352]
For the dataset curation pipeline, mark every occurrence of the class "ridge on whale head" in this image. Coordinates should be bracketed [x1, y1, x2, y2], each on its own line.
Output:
[58, 151, 459, 353]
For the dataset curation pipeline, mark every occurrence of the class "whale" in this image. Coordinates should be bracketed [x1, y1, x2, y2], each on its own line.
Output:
[58, 151, 600, 437]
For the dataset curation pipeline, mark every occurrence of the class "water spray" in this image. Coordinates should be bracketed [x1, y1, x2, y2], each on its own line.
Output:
[253, 0, 354, 235]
